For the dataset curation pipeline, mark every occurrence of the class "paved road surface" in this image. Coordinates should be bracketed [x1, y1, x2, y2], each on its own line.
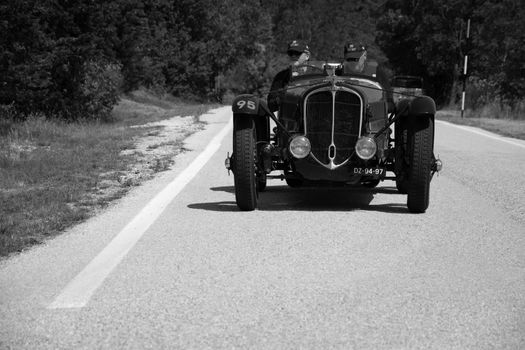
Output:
[1, 107, 524, 349]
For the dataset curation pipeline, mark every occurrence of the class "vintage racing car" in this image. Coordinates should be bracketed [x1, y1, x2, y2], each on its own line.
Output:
[225, 61, 441, 213]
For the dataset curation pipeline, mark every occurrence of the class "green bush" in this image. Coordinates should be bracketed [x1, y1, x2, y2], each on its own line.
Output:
[1, 58, 122, 122]
[466, 76, 500, 107]
[0, 104, 18, 137]
[464, 76, 525, 120]
[78, 61, 123, 121]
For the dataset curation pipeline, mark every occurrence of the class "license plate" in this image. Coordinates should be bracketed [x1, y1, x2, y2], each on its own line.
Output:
[352, 167, 385, 176]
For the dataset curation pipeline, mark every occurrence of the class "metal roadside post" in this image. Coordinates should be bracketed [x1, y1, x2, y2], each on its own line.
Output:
[461, 18, 471, 118]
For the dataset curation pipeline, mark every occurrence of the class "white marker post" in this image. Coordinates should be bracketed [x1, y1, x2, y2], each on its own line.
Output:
[461, 18, 470, 118]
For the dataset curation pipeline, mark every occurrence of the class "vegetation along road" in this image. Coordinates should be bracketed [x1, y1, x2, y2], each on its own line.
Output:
[1, 106, 524, 349]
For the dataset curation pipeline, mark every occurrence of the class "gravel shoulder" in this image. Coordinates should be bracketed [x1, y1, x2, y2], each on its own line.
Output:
[115, 115, 204, 186]
[0, 94, 218, 257]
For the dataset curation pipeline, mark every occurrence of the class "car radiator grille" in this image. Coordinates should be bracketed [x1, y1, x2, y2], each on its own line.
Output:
[304, 89, 362, 168]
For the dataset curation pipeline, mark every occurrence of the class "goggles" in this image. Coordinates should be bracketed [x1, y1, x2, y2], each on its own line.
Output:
[287, 51, 303, 57]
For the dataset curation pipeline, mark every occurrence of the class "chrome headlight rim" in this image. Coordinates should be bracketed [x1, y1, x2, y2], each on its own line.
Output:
[289, 135, 311, 159]
[355, 136, 377, 160]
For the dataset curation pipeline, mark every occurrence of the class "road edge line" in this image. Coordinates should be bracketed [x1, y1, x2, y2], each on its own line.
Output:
[436, 120, 525, 149]
[48, 114, 233, 309]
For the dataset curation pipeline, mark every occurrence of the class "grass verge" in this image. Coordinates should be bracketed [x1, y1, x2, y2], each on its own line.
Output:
[0, 91, 219, 257]
[436, 109, 525, 140]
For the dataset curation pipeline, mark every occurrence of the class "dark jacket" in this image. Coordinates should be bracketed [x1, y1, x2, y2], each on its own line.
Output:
[267, 67, 292, 112]
[368, 61, 393, 107]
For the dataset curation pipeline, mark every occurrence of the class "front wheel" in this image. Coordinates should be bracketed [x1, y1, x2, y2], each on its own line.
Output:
[395, 118, 409, 194]
[285, 178, 303, 188]
[233, 118, 258, 210]
[406, 117, 434, 213]
[257, 173, 267, 192]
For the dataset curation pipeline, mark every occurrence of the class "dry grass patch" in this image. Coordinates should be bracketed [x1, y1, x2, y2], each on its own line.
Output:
[0, 92, 219, 257]
[436, 109, 525, 140]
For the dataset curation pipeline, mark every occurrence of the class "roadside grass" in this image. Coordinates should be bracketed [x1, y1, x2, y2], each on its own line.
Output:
[113, 90, 210, 126]
[0, 92, 219, 257]
[436, 109, 525, 140]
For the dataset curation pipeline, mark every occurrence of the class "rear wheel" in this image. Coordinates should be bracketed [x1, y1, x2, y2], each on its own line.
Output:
[233, 118, 258, 211]
[406, 117, 434, 213]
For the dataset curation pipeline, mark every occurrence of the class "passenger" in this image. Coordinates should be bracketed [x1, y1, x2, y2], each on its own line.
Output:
[343, 43, 393, 108]
[267, 40, 311, 112]
[343, 43, 370, 75]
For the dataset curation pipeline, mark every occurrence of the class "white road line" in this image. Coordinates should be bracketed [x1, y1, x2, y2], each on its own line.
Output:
[436, 120, 525, 149]
[48, 117, 233, 309]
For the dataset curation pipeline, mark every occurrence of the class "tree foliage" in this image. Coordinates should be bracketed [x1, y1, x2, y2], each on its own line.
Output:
[375, 0, 524, 106]
[0, 0, 522, 119]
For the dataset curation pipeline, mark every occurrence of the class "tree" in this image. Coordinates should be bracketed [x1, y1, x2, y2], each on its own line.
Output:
[375, 0, 524, 106]
[375, 0, 471, 105]
[0, 0, 122, 119]
[469, 0, 525, 103]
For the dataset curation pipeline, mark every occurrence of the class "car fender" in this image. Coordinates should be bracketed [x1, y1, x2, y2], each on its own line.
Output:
[232, 94, 261, 115]
[232, 94, 270, 141]
[397, 95, 435, 118]
[409, 95, 436, 116]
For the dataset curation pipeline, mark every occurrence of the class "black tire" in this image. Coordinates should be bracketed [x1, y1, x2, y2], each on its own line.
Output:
[233, 118, 257, 211]
[362, 179, 380, 188]
[406, 117, 434, 213]
[395, 118, 409, 194]
[257, 173, 267, 192]
[285, 178, 303, 188]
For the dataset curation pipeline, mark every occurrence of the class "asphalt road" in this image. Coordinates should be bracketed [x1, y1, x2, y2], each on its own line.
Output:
[1, 107, 524, 349]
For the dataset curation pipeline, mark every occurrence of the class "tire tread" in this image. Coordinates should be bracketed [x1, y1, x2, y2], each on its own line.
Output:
[407, 117, 434, 213]
[233, 118, 257, 210]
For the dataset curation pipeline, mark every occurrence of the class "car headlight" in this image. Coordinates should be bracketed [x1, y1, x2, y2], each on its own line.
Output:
[355, 136, 377, 160]
[289, 135, 311, 159]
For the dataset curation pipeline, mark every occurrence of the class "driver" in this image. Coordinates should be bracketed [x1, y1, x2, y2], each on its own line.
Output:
[267, 40, 311, 112]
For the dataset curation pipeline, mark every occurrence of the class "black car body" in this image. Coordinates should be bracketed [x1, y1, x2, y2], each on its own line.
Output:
[391, 75, 425, 103]
[226, 61, 441, 213]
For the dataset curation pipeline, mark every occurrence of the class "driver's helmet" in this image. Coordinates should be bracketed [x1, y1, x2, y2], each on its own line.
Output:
[344, 43, 366, 60]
